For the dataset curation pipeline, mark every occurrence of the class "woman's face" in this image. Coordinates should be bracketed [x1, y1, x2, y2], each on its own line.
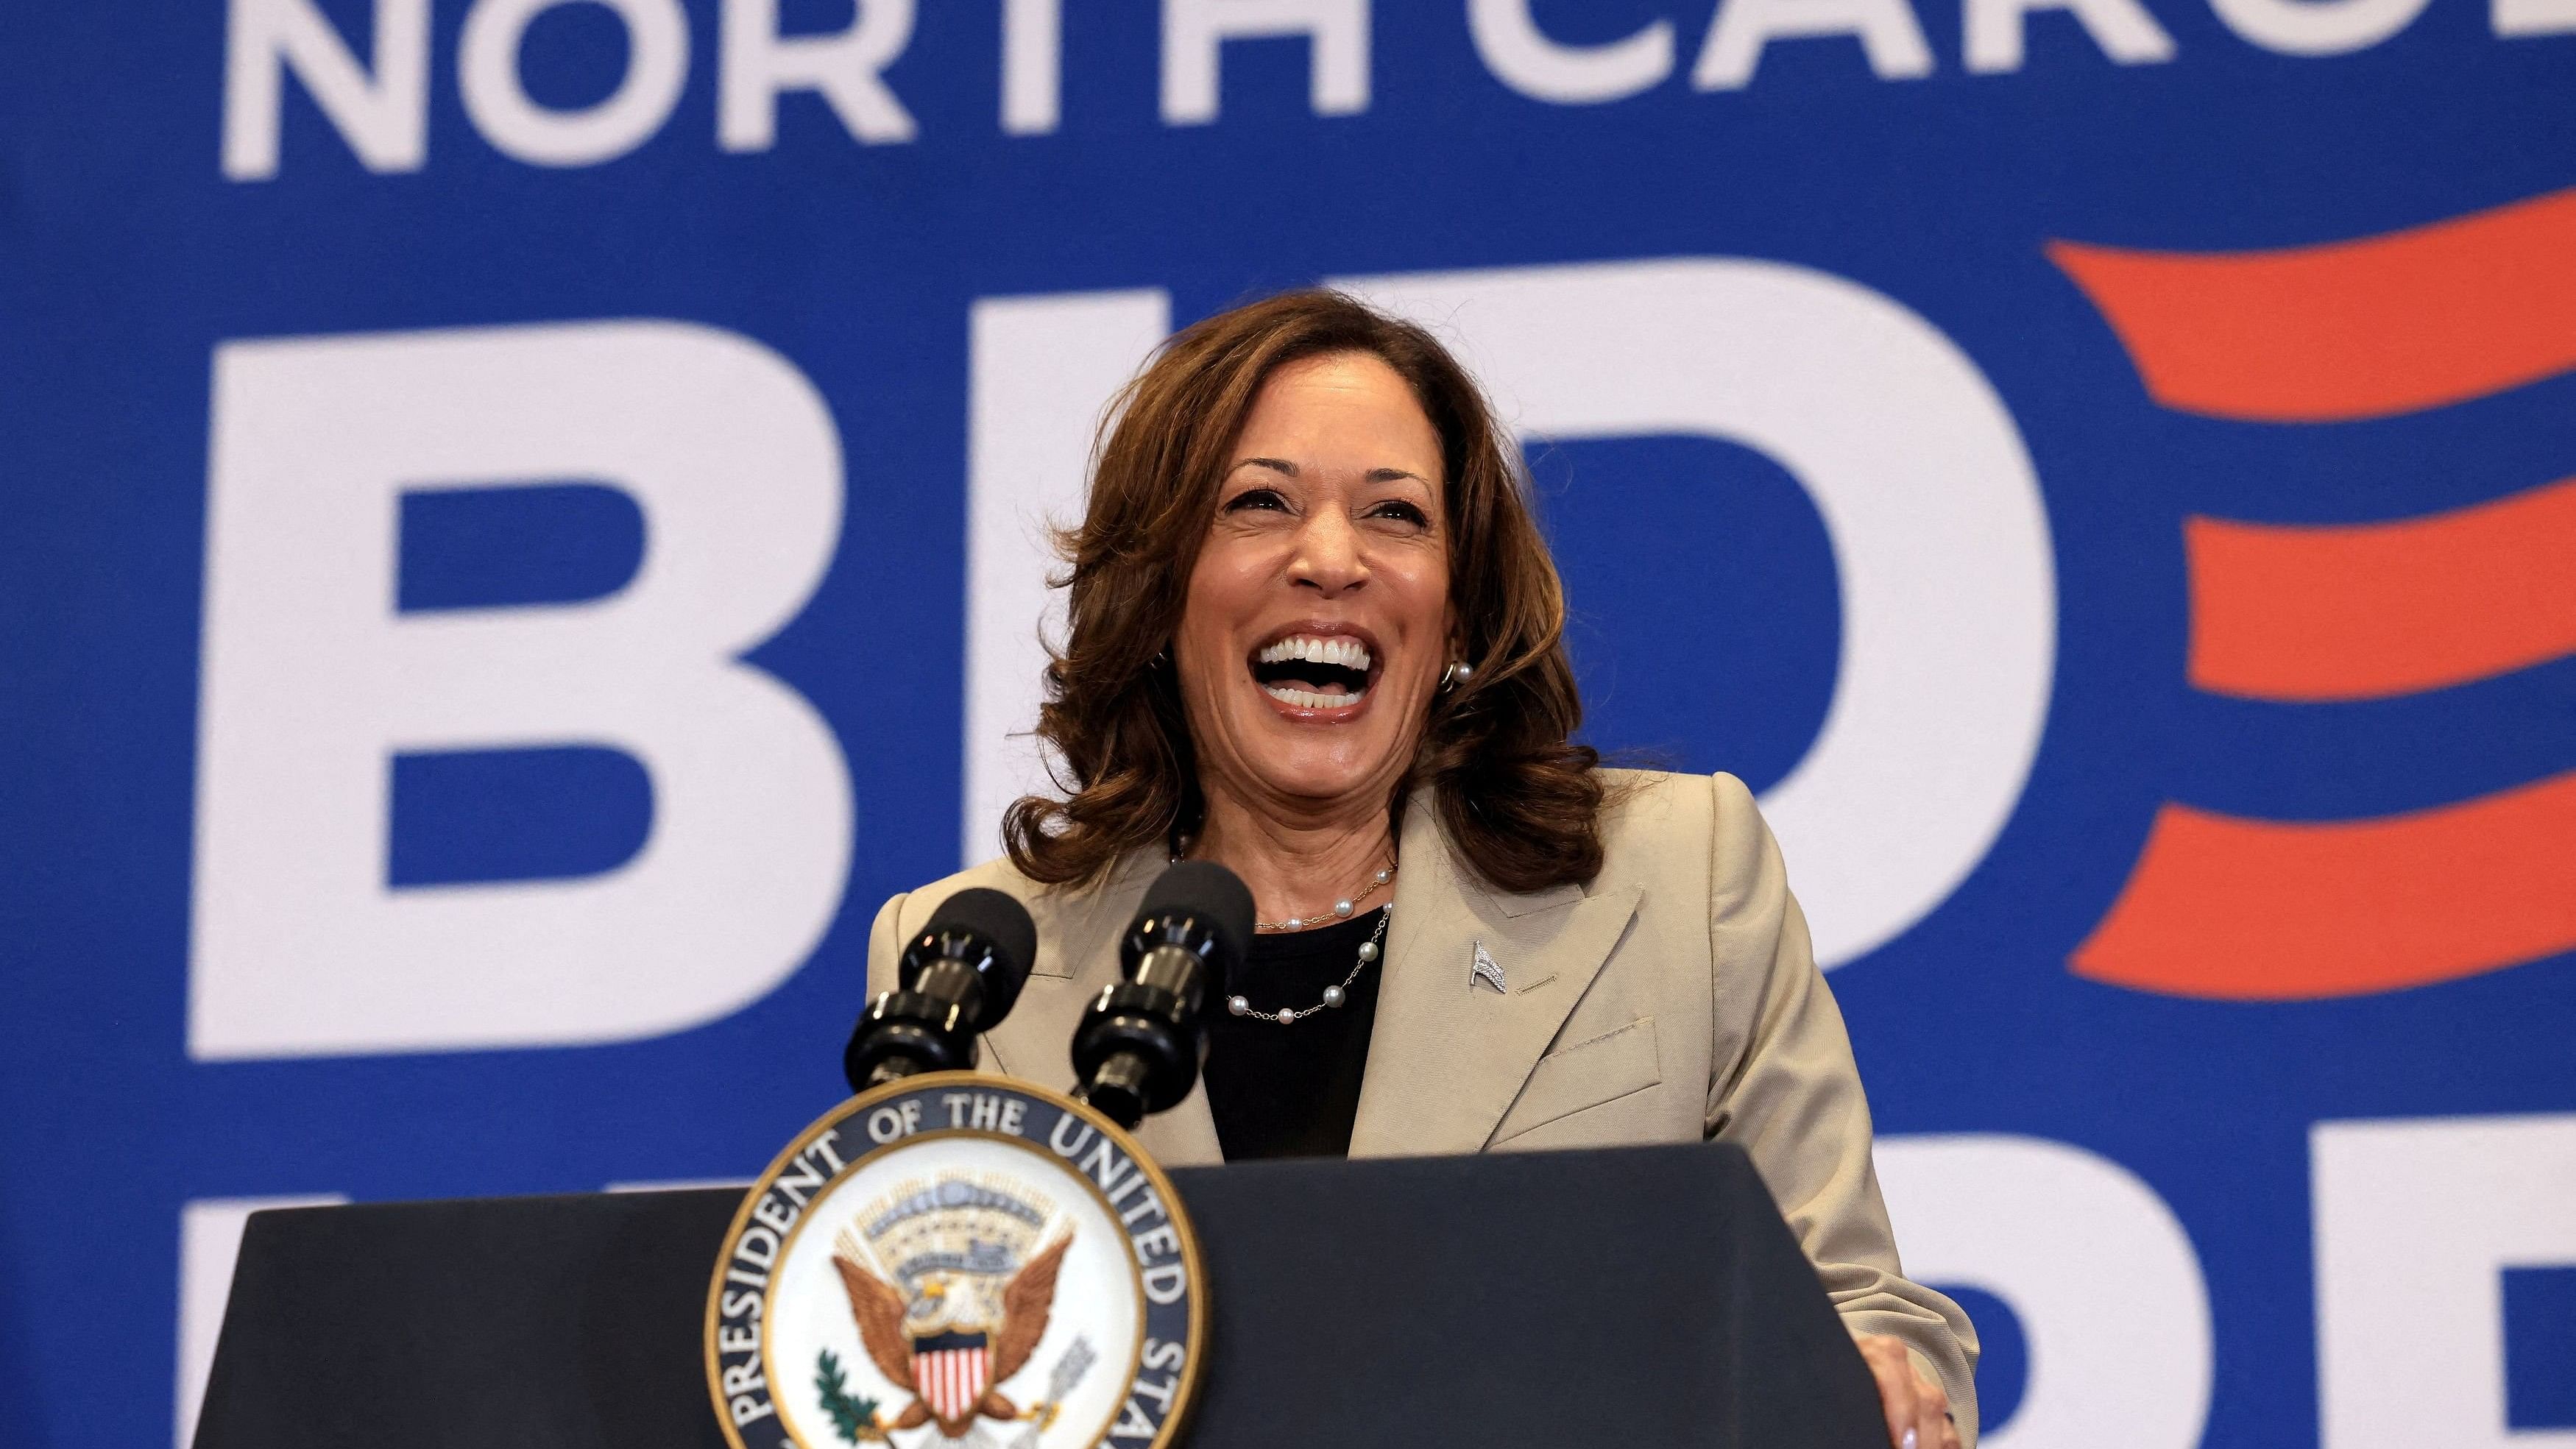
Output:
[1175, 350, 1454, 819]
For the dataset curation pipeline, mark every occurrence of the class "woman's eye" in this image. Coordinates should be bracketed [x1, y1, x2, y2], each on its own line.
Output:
[1224, 488, 1289, 513]
[1368, 500, 1431, 527]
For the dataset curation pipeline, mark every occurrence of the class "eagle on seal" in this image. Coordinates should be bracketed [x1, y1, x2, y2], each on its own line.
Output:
[832, 1232, 1073, 1439]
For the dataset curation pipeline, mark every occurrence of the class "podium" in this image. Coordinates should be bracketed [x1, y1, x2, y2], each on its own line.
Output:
[195, 1142, 1886, 1448]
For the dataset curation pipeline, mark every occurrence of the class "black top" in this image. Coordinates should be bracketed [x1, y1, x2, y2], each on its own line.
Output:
[1202, 907, 1388, 1160]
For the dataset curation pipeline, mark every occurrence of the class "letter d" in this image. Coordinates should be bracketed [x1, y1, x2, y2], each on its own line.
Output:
[191, 321, 853, 1058]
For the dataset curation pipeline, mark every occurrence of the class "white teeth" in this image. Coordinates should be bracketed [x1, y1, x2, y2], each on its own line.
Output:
[1255, 635, 1373, 672]
[1264, 683, 1366, 710]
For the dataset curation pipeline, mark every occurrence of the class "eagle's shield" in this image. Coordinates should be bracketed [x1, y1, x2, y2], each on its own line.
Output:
[912, 1330, 991, 1424]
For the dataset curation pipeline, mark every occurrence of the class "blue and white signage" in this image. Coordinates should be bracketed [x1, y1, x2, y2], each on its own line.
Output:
[1, 4, 2571, 1446]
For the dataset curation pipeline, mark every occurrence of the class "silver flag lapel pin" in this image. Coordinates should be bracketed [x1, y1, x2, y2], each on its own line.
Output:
[1471, 940, 1507, 993]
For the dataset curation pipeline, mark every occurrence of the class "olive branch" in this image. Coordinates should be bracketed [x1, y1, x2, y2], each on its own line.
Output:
[813, 1348, 883, 1445]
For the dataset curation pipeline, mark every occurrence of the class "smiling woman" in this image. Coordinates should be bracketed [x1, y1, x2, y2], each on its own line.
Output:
[867, 291, 1981, 1449]
[1006, 294, 1604, 901]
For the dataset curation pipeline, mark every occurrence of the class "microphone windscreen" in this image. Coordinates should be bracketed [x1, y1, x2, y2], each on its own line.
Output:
[1141, 860, 1256, 970]
[922, 887, 1039, 1012]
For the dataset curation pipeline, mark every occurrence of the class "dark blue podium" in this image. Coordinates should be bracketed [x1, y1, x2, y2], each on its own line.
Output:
[194, 1141, 1885, 1448]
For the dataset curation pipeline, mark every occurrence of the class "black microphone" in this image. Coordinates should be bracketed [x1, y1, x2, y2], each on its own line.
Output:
[843, 888, 1038, 1093]
[1070, 860, 1254, 1129]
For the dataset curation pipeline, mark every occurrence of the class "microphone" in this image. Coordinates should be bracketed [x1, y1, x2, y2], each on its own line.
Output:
[843, 887, 1038, 1094]
[1070, 860, 1254, 1129]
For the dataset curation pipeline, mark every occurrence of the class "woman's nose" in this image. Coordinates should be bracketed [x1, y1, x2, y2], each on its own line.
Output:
[1289, 511, 1366, 593]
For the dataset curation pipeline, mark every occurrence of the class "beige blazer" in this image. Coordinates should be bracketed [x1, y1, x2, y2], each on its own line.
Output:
[868, 769, 1980, 1439]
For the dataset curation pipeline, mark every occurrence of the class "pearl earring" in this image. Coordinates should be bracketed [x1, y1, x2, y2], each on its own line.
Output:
[1440, 659, 1474, 690]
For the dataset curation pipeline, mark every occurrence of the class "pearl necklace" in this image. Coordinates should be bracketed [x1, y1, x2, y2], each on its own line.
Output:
[1253, 863, 1395, 932]
[1225, 906, 1390, 1027]
[1163, 840, 1396, 933]
[1166, 840, 1398, 1026]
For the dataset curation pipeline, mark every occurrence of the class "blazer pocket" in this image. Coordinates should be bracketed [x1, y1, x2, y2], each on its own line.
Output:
[1490, 1017, 1662, 1145]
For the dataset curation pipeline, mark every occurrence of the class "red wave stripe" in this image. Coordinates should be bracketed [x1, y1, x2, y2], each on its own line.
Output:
[2048, 188, 2576, 420]
[2070, 771, 2576, 999]
[2188, 474, 2576, 701]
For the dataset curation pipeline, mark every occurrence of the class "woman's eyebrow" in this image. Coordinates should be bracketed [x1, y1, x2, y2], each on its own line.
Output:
[1366, 467, 1430, 484]
[1234, 456, 1298, 476]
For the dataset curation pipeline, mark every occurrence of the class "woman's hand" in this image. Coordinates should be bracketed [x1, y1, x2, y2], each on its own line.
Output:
[1855, 1334, 1960, 1449]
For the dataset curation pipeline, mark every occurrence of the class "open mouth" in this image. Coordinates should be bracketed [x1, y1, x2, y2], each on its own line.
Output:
[1249, 632, 1376, 712]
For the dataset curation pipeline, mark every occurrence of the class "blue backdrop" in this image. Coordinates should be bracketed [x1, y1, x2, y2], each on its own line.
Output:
[2, 3, 2572, 1445]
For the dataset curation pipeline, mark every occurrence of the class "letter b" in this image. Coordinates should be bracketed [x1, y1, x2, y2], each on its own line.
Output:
[192, 321, 853, 1058]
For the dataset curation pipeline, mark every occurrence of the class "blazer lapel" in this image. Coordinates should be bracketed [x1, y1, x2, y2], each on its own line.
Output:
[981, 850, 1226, 1169]
[1348, 796, 1642, 1158]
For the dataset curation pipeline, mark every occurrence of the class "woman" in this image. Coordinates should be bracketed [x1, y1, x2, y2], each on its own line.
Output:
[868, 291, 1978, 1448]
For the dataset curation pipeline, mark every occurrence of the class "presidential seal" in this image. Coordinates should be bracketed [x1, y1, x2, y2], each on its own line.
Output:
[707, 1074, 1205, 1449]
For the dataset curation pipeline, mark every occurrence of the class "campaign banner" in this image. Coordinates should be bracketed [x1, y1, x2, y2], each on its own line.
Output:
[1, 3, 2571, 1445]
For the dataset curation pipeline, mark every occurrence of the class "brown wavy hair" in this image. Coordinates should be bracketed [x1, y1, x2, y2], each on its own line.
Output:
[1002, 289, 1605, 893]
